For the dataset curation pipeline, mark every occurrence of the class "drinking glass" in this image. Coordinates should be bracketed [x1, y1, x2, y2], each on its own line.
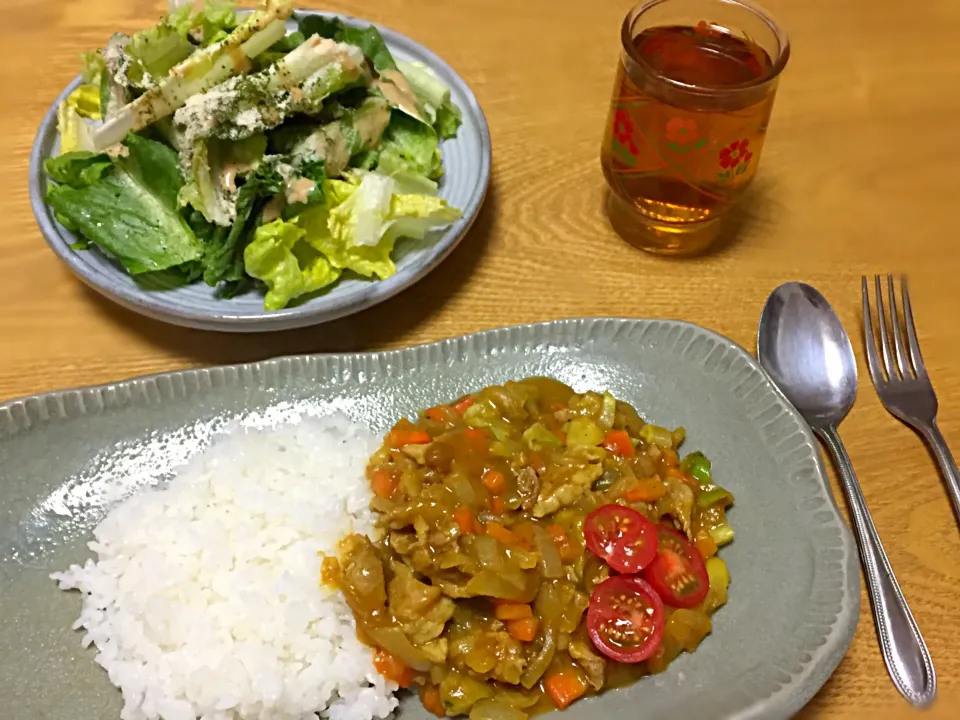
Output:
[601, 0, 789, 255]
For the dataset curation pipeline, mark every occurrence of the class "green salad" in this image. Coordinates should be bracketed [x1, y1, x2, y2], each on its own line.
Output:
[46, 0, 464, 310]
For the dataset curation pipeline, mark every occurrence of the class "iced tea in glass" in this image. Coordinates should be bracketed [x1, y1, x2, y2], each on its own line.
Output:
[601, 0, 789, 255]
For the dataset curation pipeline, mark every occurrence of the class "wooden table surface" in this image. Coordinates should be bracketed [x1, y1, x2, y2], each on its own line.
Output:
[3, 0, 960, 716]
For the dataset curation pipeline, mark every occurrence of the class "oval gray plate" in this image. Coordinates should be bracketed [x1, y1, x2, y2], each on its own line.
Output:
[28, 11, 491, 332]
[0, 319, 859, 719]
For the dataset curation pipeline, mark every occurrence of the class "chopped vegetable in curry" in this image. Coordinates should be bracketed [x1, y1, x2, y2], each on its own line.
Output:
[327, 378, 735, 718]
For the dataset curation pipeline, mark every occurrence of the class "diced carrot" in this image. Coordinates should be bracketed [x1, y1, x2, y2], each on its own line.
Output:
[482, 469, 507, 495]
[506, 617, 538, 642]
[544, 670, 588, 709]
[555, 430, 567, 444]
[695, 534, 718, 559]
[528, 451, 545, 474]
[464, 427, 489, 450]
[661, 448, 680, 467]
[512, 522, 536, 551]
[485, 521, 518, 546]
[625, 476, 668, 502]
[666, 466, 701, 490]
[602, 430, 635, 457]
[546, 523, 578, 562]
[494, 600, 533, 621]
[373, 649, 416, 687]
[389, 429, 432, 447]
[425, 406, 448, 422]
[454, 506, 476, 534]
[372, 470, 399, 499]
[453, 397, 475, 415]
[420, 685, 446, 717]
[491, 496, 506, 515]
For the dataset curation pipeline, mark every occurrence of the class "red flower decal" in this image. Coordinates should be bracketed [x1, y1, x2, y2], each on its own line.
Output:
[719, 139, 752, 169]
[665, 117, 698, 144]
[614, 109, 638, 155]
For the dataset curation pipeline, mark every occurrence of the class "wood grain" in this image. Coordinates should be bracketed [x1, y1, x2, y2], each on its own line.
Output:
[2, 0, 960, 717]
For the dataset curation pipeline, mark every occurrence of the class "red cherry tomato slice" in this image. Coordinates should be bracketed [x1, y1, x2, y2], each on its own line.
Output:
[587, 575, 665, 663]
[642, 524, 709, 608]
[583, 504, 658, 573]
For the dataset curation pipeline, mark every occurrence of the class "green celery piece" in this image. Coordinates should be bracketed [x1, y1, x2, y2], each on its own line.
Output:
[681, 451, 712, 484]
[709, 523, 735, 546]
[696, 485, 733, 508]
[46, 135, 203, 274]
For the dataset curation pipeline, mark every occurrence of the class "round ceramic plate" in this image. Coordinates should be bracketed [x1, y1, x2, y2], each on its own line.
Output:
[0, 319, 859, 719]
[28, 11, 491, 332]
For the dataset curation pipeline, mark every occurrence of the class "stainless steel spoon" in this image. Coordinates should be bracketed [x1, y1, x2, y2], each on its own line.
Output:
[757, 281, 936, 708]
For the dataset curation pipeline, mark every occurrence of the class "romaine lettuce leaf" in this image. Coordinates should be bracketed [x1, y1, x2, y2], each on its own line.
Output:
[243, 217, 340, 309]
[296, 15, 398, 72]
[197, 0, 238, 46]
[81, 51, 105, 85]
[57, 102, 96, 154]
[395, 60, 462, 139]
[293, 171, 461, 280]
[125, 5, 198, 86]
[67, 85, 102, 120]
[180, 134, 268, 227]
[434, 102, 463, 140]
[376, 112, 443, 190]
[201, 160, 283, 286]
[45, 151, 113, 187]
[45, 134, 204, 274]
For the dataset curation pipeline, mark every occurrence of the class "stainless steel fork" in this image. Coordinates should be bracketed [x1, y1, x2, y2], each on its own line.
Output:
[862, 274, 960, 527]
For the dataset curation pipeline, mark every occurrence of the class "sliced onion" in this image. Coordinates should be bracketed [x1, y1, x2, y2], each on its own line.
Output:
[366, 625, 431, 671]
[469, 699, 529, 720]
[470, 535, 505, 572]
[446, 472, 477, 504]
[464, 570, 538, 602]
[531, 524, 563, 578]
[519, 625, 556, 688]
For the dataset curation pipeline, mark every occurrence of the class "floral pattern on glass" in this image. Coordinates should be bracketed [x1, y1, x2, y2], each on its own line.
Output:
[665, 117, 707, 153]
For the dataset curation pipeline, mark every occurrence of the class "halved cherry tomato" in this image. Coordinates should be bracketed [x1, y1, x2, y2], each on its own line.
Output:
[587, 575, 664, 663]
[583, 504, 658, 573]
[642, 524, 709, 608]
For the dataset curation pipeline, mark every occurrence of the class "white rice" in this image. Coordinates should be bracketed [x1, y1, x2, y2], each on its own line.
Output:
[51, 415, 398, 720]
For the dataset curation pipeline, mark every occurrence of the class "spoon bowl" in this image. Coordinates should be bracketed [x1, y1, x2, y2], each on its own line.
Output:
[757, 282, 858, 427]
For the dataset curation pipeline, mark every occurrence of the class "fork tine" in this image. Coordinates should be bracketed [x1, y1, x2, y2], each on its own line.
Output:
[862, 277, 887, 387]
[901, 275, 927, 377]
[887, 273, 913, 379]
[874, 274, 899, 380]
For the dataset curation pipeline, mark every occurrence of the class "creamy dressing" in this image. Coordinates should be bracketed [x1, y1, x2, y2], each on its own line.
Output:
[355, 101, 391, 149]
[324, 128, 351, 177]
[374, 69, 422, 120]
[286, 177, 316, 205]
[261, 194, 285, 223]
